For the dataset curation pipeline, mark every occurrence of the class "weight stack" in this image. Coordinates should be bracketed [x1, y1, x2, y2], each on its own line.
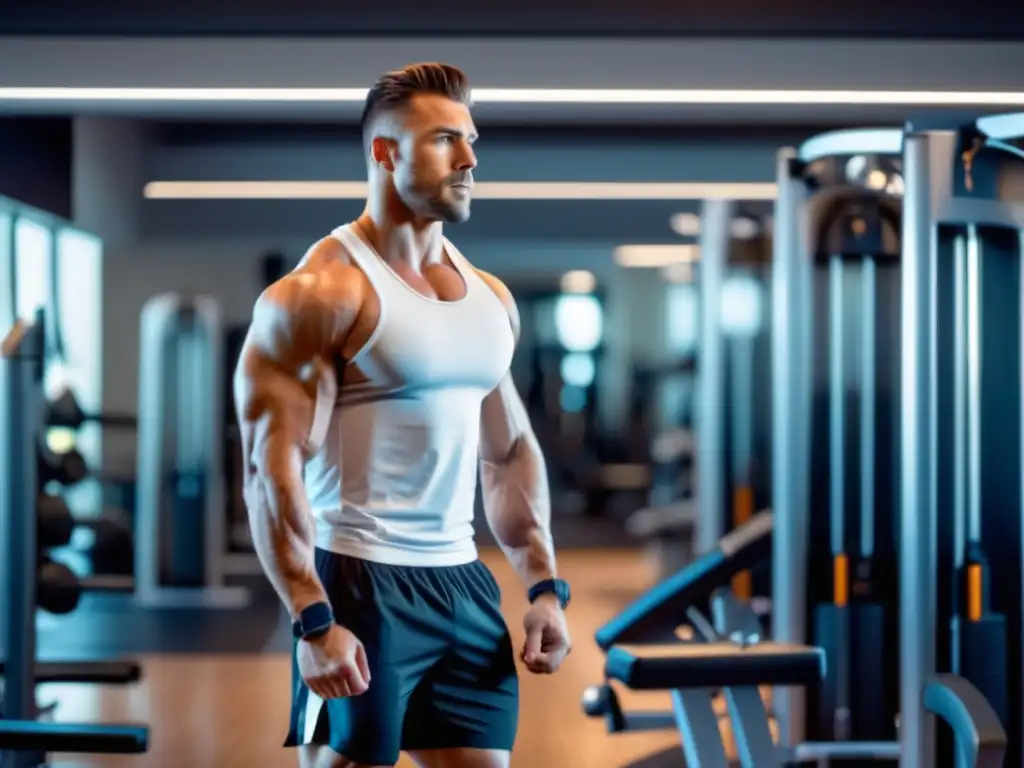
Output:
[958, 615, 1008, 721]
[811, 602, 848, 741]
[850, 602, 889, 739]
[849, 555, 896, 741]
[955, 546, 1009, 730]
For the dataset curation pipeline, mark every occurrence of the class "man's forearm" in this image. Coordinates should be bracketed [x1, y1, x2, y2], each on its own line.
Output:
[245, 452, 328, 618]
[481, 435, 557, 587]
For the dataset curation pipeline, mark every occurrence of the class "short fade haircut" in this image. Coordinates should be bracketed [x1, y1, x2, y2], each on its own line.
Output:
[359, 62, 472, 145]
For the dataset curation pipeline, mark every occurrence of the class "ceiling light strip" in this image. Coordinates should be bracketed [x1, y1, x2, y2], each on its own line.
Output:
[142, 180, 777, 201]
[2, 87, 1024, 106]
[614, 244, 701, 268]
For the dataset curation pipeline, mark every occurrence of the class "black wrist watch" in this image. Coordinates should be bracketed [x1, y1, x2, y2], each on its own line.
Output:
[292, 601, 334, 641]
[528, 578, 571, 610]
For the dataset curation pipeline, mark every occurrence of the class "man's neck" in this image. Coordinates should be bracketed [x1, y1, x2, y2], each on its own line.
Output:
[357, 200, 444, 272]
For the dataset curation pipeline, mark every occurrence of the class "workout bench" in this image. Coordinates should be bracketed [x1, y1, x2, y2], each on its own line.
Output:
[607, 640, 822, 767]
[587, 584, 1008, 767]
[594, 635, 1007, 767]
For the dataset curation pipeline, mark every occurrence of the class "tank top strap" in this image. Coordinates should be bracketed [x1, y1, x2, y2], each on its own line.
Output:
[443, 237, 483, 296]
[329, 224, 389, 290]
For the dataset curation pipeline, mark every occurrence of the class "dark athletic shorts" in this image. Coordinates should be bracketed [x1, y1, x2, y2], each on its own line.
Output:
[285, 548, 519, 764]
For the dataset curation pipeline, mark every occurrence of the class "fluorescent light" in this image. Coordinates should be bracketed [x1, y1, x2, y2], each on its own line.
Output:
[145, 181, 367, 199]
[729, 216, 762, 240]
[671, 211, 765, 240]
[615, 244, 700, 268]
[4, 87, 1024, 106]
[560, 270, 597, 294]
[143, 180, 777, 201]
[670, 212, 702, 236]
[865, 169, 889, 190]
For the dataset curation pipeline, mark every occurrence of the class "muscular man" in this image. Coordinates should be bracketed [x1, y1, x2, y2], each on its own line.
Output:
[233, 62, 572, 768]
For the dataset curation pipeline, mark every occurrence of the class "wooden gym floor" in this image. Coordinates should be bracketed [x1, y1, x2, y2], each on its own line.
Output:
[43, 548, 685, 768]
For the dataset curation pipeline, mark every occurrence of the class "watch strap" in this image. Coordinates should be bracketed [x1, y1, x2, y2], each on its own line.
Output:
[292, 601, 334, 640]
[528, 578, 571, 609]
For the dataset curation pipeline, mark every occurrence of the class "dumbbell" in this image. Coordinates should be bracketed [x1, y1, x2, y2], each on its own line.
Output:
[37, 558, 133, 615]
[37, 496, 134, 573]
[46, 388, 137, 430]
[89, 508, 134, 575]
[39, 443, 89, 487]
[38, 494, 76, 549]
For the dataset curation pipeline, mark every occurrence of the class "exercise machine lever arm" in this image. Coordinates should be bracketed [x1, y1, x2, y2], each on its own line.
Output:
[923, 674, 1007, 768]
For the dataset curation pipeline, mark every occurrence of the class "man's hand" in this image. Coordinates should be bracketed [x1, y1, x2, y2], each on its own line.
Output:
[521, 595, 572, 674]
[297, 623, 372, 698]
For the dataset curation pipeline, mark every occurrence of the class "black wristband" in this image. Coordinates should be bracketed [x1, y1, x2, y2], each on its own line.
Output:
[528, 578, 571, 609]
[292, 601, 334, 640]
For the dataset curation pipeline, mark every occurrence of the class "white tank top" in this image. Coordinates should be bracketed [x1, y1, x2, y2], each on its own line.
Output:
[303, 224, 515, 566]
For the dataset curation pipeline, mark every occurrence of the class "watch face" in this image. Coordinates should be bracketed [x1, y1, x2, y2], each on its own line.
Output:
[556, 582, 571, 605]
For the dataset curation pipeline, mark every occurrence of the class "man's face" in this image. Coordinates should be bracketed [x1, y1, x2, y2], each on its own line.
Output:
[387, 93, 478, 223]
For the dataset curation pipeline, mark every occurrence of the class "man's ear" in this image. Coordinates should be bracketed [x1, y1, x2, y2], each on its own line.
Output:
[370, 136, 397, 172]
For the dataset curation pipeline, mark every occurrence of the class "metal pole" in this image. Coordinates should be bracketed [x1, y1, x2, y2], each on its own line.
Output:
[952, 234, 967, 579]
[696, 198, 733, 554]
[1019, 226, 1024, 757]
[0, 315, 44, 768]
[899, 129, 942, 768]
[729, 330, 754, 490]
[829, 255, 846, 558]
[771, 148, 811, 747]
[950, 232, 967, 687]
[860, 258, 877, 560]
[965, 225, 982, 546]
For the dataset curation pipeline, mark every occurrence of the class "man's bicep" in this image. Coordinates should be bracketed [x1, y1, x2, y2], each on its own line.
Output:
[233, 283, 339, 471]
[479, 372, 534, 464]
[234, 347, 317, 478]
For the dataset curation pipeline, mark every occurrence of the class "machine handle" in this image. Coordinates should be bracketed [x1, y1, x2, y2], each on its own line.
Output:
[923, 673, 1007, 768]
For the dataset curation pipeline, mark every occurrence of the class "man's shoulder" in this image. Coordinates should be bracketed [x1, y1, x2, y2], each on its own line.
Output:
[296, 232, 361, 276]
[254, 238, 363, 328]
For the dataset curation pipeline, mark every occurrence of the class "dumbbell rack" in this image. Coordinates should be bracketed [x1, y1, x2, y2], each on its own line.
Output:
[0, 312, 148, 767]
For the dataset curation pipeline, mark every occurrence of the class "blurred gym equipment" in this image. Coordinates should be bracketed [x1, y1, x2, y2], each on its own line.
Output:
[695, 201, 772, 596]
[35, 412, 136, 576]
[585, 513, 774, 764]
[774, 128, 904, 748]
[0, 313, 149, 767]
[771, 116, 1024, 767]
[595, 511, 773, 651]
[36, 558, 134, 615]
[899, 113, 1024, 768]
[629, 200, 772, 582]
[695, 201, 770, 555]
[46, 387, 137, 430]
[584, 509, 1006, 766]
[134, 292, 249, 608]
[945, 223, 1010, 765]
[623, 359, 698, 577]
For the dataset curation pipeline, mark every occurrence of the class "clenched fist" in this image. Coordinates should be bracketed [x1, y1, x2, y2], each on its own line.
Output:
[521, 595, 572, 674]
[297, 623, 372, 699]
